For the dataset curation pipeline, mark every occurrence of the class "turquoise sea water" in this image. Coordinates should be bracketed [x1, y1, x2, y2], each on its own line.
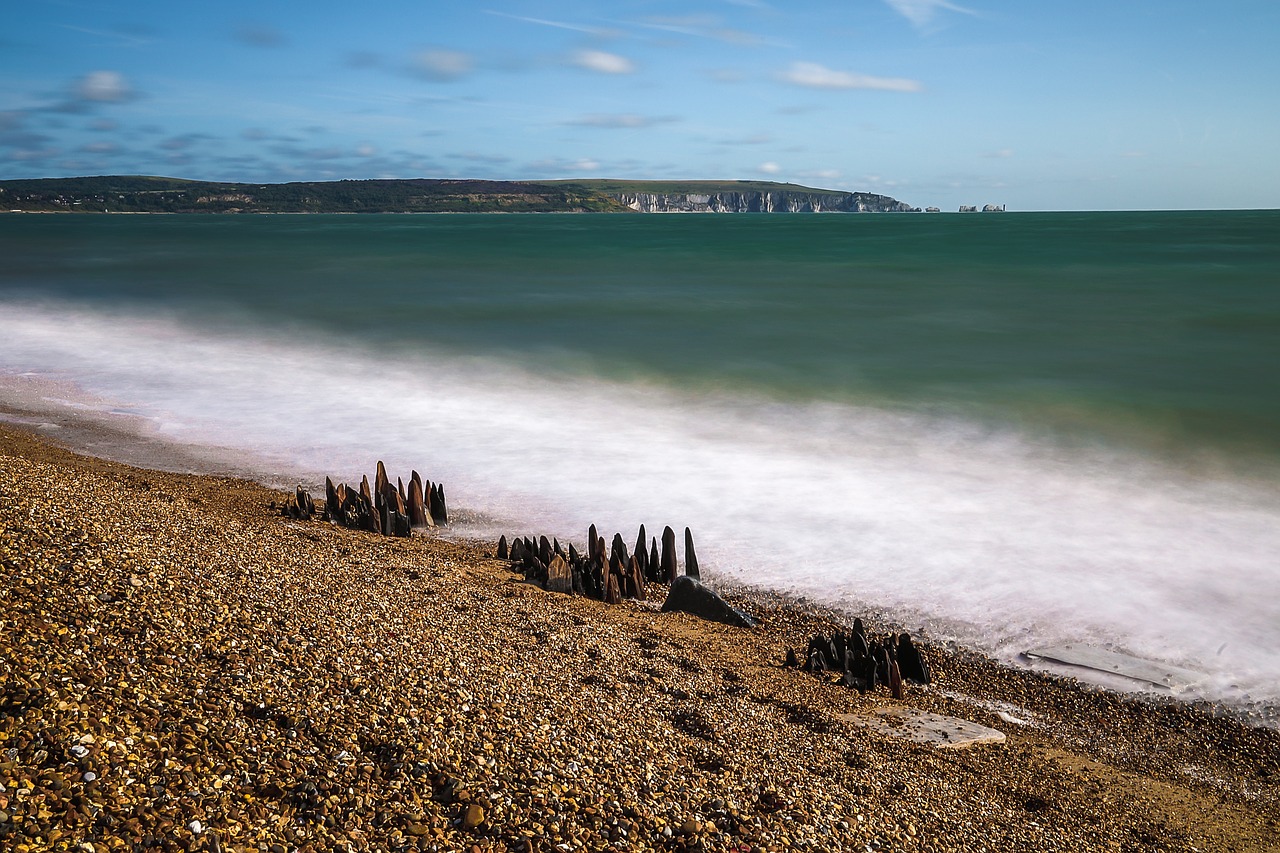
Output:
[2, 211, 1279, 707]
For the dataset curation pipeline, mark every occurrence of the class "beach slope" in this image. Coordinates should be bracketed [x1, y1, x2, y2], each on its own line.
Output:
[1, 423, 1276, 852]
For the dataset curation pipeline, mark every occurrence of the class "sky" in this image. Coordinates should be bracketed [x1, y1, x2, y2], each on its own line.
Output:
[2, 0, 1278, 211]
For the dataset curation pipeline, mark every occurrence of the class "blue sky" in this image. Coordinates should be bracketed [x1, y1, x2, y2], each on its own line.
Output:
[3, 0, 1278, 210]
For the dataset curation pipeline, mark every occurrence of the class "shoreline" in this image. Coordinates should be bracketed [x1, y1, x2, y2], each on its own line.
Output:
[2, 421, 1278, 850]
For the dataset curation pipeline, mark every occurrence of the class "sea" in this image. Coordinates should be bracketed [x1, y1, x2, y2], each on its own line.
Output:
[2, 210, 1278, 715]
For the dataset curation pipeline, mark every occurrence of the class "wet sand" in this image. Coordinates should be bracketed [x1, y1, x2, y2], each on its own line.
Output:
[1, 419, 1277, 852]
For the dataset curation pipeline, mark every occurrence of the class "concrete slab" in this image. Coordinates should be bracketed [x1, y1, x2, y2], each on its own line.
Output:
[1023, 645, 1208, 693]
[838, 707, 1006, 749]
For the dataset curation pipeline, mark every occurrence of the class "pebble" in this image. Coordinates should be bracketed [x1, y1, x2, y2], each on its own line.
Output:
[0, 428, 1277, 853]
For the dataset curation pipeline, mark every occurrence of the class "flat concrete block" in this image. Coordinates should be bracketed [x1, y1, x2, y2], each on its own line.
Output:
[1024, 645, 1207, 692]
[839, 707, 1006, 749]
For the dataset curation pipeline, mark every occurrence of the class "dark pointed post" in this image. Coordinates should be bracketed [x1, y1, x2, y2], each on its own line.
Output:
[661, 526, 677, 585]
[684, 527, 700, 579]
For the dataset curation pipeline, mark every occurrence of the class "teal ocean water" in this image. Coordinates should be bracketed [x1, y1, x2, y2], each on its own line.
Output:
[2, 212, 1279, 707]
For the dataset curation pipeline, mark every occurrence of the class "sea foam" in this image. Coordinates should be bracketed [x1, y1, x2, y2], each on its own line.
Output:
[3, 299, 1278, 706]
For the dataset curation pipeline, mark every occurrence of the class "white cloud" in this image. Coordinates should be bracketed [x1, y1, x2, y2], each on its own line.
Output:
[573, 50, 635, 75]
[780, 62, 921, 92]
[982, 148, 1014, 159]
[758, 161, 781, 174]
[413, 49, 473, 81]
[76, 71, 132, 102]
[574, 158, 601, 171]
[884, 0, 975, 30]
[356, 144, 377, 157]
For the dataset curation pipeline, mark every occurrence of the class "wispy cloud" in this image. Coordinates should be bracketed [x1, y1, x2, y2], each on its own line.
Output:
[982, 148, 1014, 159]
[565, 114, 679, 129]
[59, 25, 154, 49]
[633, 15, 764, 46]
[485, 10, 616, 37]
[413, 49, 474, 82]
[780, 62, 921, 92]
[884, 0, 975, 30]
[572, 50, 635, 75]
[758, 161, 781, 174]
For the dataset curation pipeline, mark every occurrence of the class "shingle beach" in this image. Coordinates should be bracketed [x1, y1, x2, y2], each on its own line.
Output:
[1, 422, 1277, 852]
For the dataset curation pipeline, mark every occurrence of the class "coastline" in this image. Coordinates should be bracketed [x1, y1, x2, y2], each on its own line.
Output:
[1, 418, 1278, 851]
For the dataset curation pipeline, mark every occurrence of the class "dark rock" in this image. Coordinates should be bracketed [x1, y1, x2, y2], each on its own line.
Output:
[588, 524, 599, 561]
[325, 477, 339, 521]
[684, 527, 699, 579]
[660, 576, 756, 628]
[629, 555, 646, 601]
[635, 525, 648, 578]
[428, 483, 448, 525]
[838, 671, 871, 692]
[496, 535, 509, 560]
[360, 476, 380, 534]
[649, 539, 660, 582]
[897, 634, 931, 685]
[610, 533, 629, 567]
[785, 648, 800, 668]
[604, 568, 621, 605]
[408, 472, 431, 527]
[547, 555, 572, 594]
[661, 526, 677, 585]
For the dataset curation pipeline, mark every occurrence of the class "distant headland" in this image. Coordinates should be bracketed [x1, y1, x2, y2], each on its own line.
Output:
[0, 176, 919, 214]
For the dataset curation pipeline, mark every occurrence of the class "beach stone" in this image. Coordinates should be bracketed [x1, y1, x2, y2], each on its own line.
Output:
[462, 804, 485, 829]
[661, 576, 756, 628]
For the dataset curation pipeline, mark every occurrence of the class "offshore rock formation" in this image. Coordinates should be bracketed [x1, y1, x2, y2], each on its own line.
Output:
[612, 190, 914, 214]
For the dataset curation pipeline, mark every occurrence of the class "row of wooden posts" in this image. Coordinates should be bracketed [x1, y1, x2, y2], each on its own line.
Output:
[280, 461, 448, 537]
[498, 523, 701, 604]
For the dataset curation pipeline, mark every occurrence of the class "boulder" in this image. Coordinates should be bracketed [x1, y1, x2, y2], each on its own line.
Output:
[660, 576, 756, 628]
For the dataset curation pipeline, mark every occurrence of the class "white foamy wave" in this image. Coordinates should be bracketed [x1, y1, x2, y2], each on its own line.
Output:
[3, 300, 1278, 704]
